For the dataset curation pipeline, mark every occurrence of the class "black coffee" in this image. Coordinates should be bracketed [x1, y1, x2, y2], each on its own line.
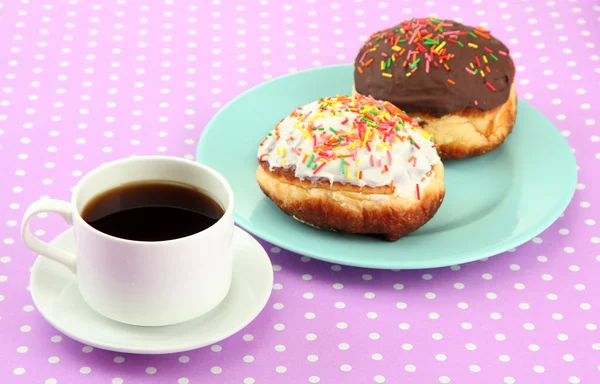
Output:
[82, 180, 224, 241]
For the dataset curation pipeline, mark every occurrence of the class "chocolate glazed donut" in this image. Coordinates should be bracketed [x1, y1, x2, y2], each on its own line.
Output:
[353, 17, 517, 160]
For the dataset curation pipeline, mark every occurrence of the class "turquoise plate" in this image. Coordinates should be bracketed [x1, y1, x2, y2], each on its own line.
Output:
[196, 64, 577, 269]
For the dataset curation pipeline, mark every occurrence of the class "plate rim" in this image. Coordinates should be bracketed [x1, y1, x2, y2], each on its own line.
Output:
[196, 64, 578, 270]
[30, 226, 274, 354]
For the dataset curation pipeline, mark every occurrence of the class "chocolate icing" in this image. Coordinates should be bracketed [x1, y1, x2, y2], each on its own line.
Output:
[353, 18, 515, 118]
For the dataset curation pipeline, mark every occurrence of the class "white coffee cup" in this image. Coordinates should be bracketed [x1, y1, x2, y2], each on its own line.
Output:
[21, 155, 235, 327]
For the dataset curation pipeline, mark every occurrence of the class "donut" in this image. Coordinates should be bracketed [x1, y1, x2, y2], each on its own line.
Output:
[256, 94, 445, 241]
[352, 17, 517, 160]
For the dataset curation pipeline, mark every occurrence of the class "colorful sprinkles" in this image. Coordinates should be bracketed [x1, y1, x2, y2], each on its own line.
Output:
[355, 17, 508, 103]
[258, 94, 437, 198]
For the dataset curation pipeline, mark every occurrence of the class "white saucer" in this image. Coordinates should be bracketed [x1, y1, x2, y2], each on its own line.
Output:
[30, 226, 273, 354]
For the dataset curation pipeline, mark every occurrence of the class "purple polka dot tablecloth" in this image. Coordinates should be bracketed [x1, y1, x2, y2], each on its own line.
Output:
[0, 0, 599, 383]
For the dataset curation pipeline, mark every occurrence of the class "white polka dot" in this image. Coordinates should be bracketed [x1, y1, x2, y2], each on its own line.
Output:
[48, 356, 60, 364]
[454, 282, 465, 289]
[211, 366, 222, 374]
[458, 302, 469, 309]
[495, 333, 506, 341]
[80, 367, 91, 374]
[309, 376, 320, 383]
[425, 292, 436, 299]
[369, 333, 380, 340]
[533, 365, 545, 373]
[439, 377, 451, 384]
[465, 343, 477, 351]
[542, 274, 553, 281]
[305, 312, 316, 319]
[569, 377, 580, 384]
[393, 283, 404, 290]
[499, 354, 511, 362]
[82, 346, 93, 353]
[399, 322, 410, 330]
[211, 345, 222, 352]
[17, 346, 28, 353]
[432, 332, 443, 340]
[274, 323, 285, 330]
[581, 303, 591, 310]
[302, 274, 312, 281]
[491, 312, 502, 320]
[275, 344, 286, 352]
[364, 292, 375, 299]
[20, 325, 31, 332]
[276, 366, 287, 373]
[243, 355, 254, 363]
[51, 336, 62, 343]
[563, 354, 575, 362]
[300, 292, 313, 300]
[519, 302, 530, 310]
[337, 322, 348, 329]
[469, 365, 481, 372]
[524, 323, 535, 330]
[340, 364, 352, 372]
[306, 333, 317, 341]
[338, 343, 350, 350]
[372, 353, 383, 360]
[529, 344, 540, 352]
[547, 293, 558, 301]
[514, 283, 525, 290]
[558, 333, 569, 341]
[374, 375, 386, 383]
[367, 312, 378, 319]
[331, 265, 342, 271]
[179, 356, 190, 363]
[14, 368, 25, 375]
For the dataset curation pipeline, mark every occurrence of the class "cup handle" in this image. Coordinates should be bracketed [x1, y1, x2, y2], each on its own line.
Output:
[21, 199, 77, 274]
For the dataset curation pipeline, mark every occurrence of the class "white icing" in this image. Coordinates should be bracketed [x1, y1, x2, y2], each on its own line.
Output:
[257, 96, 441, 197]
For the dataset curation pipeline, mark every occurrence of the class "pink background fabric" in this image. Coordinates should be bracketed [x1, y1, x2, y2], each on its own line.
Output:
[1, 1, 599, 383]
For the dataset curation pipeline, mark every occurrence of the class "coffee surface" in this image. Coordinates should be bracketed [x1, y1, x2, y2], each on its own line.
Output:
[82, 181, 224, 241]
